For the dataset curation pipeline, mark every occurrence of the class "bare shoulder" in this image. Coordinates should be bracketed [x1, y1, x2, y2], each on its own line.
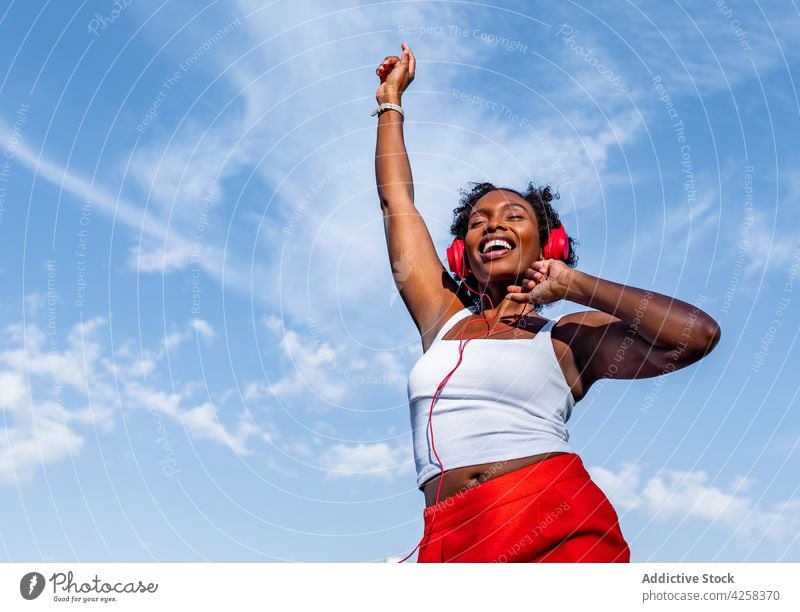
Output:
[545, 311, 615, 404]
[549, 310, 618, 343]
[556, 310, 619, 328]
[420, 294, 473, 353]
[549, 310, 623, 392]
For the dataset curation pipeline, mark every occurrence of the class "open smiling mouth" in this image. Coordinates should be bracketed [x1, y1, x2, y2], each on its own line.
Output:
[479, 237, 516, 262]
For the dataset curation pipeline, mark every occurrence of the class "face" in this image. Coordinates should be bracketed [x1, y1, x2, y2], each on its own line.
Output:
[464, 189, 541, 283]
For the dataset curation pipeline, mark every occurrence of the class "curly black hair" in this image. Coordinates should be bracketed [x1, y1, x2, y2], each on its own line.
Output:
[449, 181, 579, 311]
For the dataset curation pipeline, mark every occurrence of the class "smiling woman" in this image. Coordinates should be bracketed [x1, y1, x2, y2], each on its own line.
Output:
[448, 182, 578, 312]
[373, 43, 721, 564]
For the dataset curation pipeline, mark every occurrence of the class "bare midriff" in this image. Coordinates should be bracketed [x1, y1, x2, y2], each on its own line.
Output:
[422, 451, 571, 507]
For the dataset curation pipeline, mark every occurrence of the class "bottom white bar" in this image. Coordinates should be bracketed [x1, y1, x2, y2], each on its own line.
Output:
[1, 563, 797, 611]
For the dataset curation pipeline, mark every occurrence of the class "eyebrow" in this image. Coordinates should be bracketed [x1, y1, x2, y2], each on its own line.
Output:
[469, 203, 529, 218]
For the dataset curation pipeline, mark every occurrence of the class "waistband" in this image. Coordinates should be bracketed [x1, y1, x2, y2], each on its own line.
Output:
[422, 452, 589, 532]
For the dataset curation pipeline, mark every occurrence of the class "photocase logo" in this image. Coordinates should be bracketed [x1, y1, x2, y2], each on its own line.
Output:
[20, 572, 45, 600]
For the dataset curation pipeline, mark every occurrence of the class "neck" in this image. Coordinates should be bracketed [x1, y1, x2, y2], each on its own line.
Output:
[477, 286, 530, 320]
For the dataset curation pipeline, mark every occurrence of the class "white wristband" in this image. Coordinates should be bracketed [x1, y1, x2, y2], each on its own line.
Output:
[371, 102, 403, 118]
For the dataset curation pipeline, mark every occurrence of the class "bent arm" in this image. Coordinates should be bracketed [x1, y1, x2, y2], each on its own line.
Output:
[567, 271, 720, 356]
[562, 271, 721, 385]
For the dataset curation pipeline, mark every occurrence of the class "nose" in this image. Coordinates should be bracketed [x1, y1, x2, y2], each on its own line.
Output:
[485, 218, 507, 233]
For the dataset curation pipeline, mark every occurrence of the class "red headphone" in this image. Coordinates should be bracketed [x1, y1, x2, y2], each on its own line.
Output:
[446, 224, 570, 279]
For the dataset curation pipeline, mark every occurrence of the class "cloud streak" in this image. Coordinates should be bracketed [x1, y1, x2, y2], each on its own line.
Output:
[591, 461, 800, 546]
[0, 314, 264, 483]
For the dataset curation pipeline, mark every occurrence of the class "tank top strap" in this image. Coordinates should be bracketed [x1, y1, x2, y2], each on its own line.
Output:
[541, 313, 567, 334]
[432, 308, 473, 344]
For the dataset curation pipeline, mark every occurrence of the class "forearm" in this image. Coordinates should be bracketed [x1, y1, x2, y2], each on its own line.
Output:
[375, 93, 414, 206]
[566, 270, 720, 354]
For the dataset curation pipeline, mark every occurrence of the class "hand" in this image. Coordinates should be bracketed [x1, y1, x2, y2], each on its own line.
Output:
[375, 42, 415, 103]
[505, 259, 577, 305]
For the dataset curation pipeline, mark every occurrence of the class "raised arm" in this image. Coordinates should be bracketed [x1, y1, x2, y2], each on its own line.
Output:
[375, 43, 462, 350]
[375, 44, 414, 206]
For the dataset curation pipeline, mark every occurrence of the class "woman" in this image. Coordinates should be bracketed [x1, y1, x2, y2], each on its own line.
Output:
[374, 43, 721, 563]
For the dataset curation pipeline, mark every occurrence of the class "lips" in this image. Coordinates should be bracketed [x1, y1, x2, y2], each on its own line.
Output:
[478, 234, 516, 262]
[480, 248, 513, 262]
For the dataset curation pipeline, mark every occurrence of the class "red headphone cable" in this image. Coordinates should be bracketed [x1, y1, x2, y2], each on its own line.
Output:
[397, 276, 533, 562]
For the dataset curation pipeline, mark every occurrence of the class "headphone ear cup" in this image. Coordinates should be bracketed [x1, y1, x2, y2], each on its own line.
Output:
[543, 225, 570, 261]
[446, 239, 469, 279]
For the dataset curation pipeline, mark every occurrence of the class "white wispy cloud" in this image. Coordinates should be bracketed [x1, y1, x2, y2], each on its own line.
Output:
[0, 317, 110, 482]
[128, 242, 196, 273]
[0, 122, 257, 295]
[179, 403, 264, 454]
[190, 318, 216, 339]
[253, 322, 348, 405]
[0, 314, 261, 483]
[591, 461, 800, 545]
[571, 3, 800, 96]
[320, 441, 412, 479]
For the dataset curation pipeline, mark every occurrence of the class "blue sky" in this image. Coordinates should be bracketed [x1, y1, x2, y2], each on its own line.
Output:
[0, 0, 798, 562]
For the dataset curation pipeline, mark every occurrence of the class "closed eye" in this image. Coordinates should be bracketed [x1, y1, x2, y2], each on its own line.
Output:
[470, 215, 522, 227]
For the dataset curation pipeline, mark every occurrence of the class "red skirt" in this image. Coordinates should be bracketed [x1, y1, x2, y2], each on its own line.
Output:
[416, 452, 630, 563]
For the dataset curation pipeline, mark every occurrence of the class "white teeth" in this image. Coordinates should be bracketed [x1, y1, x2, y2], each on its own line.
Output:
[482, 238, 513, 254]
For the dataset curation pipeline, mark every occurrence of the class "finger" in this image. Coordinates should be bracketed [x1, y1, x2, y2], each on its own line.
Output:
[531, 261, 549, 277]
[508, 290, 543, 304]
[403, 42, 416, 76]
[505, 292, 530, 303]
[506, 282, 537, 300]
[403, 42, 417, 79]
[378, 61, 397, 81]
[381, 59, 399, 77]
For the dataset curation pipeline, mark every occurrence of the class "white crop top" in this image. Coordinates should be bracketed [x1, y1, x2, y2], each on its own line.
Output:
[407, 308, 577, 489]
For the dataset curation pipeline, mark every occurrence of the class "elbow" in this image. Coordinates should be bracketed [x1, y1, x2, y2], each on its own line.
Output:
[378, 194, 414, 211]
[675, 319, 720, 366]
[707, 321, 721, 353]
[694, 320, 721, 359]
